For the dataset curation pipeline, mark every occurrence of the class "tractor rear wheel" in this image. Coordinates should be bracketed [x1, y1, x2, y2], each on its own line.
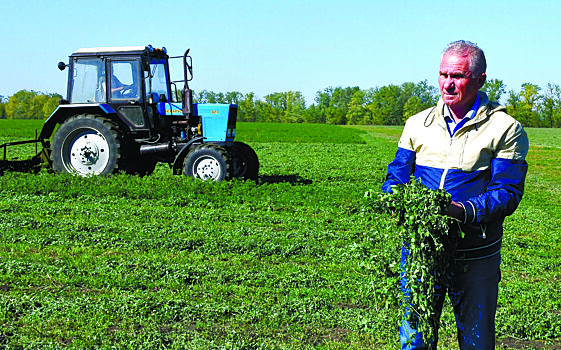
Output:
[183, 144, 231, 181]
[229, 141, 259, 180]
[51, 115, 123, 176]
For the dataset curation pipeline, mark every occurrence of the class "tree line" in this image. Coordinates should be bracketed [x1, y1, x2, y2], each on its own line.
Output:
[0, 90, 61, 120]
[2, 79, 561, 128]
[194, 81, 439, 125]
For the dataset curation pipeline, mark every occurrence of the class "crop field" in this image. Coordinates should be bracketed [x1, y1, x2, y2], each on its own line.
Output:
[1, 120, 560, 349]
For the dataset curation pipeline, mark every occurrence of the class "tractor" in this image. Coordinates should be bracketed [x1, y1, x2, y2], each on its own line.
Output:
[0, 45, 259, 181]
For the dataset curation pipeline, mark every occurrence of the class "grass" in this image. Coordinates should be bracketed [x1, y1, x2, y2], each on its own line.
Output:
[0, 119, 560, 349]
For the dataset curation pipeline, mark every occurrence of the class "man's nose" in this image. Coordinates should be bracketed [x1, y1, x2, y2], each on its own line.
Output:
[443, 77, 455, 90]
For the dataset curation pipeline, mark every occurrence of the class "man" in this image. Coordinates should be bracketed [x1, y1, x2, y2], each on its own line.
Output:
[383, 40, 529, 349]
[111, 74, 127, 98]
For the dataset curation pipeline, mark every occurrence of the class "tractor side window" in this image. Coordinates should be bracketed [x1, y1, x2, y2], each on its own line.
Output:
[70, 58, 105, 103]
[110, 60, 140, 100]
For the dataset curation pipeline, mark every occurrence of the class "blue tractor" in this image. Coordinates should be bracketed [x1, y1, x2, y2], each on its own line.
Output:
[1, 45, 259, 181]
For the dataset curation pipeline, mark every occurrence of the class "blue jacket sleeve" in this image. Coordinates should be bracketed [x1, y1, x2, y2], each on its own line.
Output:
[461, 122, 529, 224]
[382, 148, 416, 193]
[462, 158, 528, 224]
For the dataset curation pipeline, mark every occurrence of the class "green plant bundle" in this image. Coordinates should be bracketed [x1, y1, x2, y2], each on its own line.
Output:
[364, 179, 461, 342]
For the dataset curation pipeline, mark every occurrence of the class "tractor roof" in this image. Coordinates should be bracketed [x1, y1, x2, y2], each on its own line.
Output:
[71, 45, 168, 58]
[74, 46, 146, 54]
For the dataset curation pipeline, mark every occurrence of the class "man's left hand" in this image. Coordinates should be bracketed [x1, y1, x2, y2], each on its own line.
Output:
[447, 201, 465, 222]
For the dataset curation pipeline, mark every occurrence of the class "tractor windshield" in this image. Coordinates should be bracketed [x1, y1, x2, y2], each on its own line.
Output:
[147, 59, 170, 101]
[70, 58, 106, 103]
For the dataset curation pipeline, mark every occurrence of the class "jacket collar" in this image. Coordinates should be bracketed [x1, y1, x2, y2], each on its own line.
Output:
[434, 91, 506, 127]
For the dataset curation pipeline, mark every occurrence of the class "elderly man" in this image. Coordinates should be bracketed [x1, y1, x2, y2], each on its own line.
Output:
[383, 40, 529, 349]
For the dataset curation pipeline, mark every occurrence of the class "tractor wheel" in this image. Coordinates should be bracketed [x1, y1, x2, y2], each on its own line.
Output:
[51, 115, 123, 176]
[229, 141, 259, 180]
[183, 144, 231, 181]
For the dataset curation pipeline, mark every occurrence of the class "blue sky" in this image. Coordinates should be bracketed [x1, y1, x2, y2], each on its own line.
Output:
[1, 0, 559, 105]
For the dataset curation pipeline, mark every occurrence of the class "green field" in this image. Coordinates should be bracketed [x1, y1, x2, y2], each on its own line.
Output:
[1, 120, 560, 349]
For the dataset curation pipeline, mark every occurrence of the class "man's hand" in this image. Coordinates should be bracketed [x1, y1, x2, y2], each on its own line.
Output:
[447, 201, 465, 222]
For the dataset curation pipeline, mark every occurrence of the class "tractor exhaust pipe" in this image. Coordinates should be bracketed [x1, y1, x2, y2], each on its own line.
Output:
[139, 143, 170, 155]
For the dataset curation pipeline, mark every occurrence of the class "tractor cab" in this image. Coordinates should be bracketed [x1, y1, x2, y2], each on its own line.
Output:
[62, 46, 173, 134]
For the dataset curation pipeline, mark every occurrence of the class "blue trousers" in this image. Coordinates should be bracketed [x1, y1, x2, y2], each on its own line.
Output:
[399, 248, 501, 350]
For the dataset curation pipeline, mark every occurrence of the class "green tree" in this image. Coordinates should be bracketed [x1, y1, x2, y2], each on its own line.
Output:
[321, 86, 359, 125]
[259, 91, 306, 123]
[314, 87, 333, 109]
[238, 92, 257, 122]
[302, 104, 325, 124]
[224, 91, 243, 105]
[414, 80, 439, 109]
[325, 107, 346, 125]
[506, 89, 521, 120]
[195, 90, 216, 103]
[313, 87, 334, 124]
[6, 90, 36, 119]
[400, 81, 438, 122]
[541, 83, 561, 128]
[403, 96, 422, 121]
[33, 94, 50, 119]
[346, 90, 367, 125]
[482, 78, 506, 103]
[367, 84, 403, 125]
[263, 92, 284, 122]
[281, 91, 306, 123]
[255, 99, 276, 122]
[520, 83, 542, 127]
[215, 92, 226, 104]
[42, 94, 62, 118]
[507, 84, 542, 127]
[0, 95, 6, 119]
[331, 86, 360, 107]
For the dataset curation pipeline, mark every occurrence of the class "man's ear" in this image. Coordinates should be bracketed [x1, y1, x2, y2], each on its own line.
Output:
[477, 73, 487, 89]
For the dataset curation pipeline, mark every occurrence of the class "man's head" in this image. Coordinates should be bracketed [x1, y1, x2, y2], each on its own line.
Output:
[439, 40, 487, 116]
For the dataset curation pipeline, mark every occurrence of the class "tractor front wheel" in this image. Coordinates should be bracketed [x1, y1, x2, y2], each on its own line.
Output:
[51, 115, 123, 176]
[183, 144, 231, 181]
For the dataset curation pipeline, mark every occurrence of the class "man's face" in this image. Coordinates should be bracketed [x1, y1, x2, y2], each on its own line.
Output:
[439, 52, 486, 113]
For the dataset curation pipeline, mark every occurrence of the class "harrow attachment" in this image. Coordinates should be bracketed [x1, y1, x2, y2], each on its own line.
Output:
[0, 139, 50, 175]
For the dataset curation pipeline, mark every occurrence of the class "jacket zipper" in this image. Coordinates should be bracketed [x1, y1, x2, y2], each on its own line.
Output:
[439, 136, 453, 189]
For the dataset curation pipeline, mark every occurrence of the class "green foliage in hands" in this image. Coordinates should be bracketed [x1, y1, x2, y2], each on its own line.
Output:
[364, 179, 460, 342]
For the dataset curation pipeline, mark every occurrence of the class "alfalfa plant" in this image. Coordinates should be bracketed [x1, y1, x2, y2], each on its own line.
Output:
[364, 178, 462, 343]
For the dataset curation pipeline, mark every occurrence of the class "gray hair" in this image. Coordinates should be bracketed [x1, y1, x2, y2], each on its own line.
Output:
[442, 40, 487, 76]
